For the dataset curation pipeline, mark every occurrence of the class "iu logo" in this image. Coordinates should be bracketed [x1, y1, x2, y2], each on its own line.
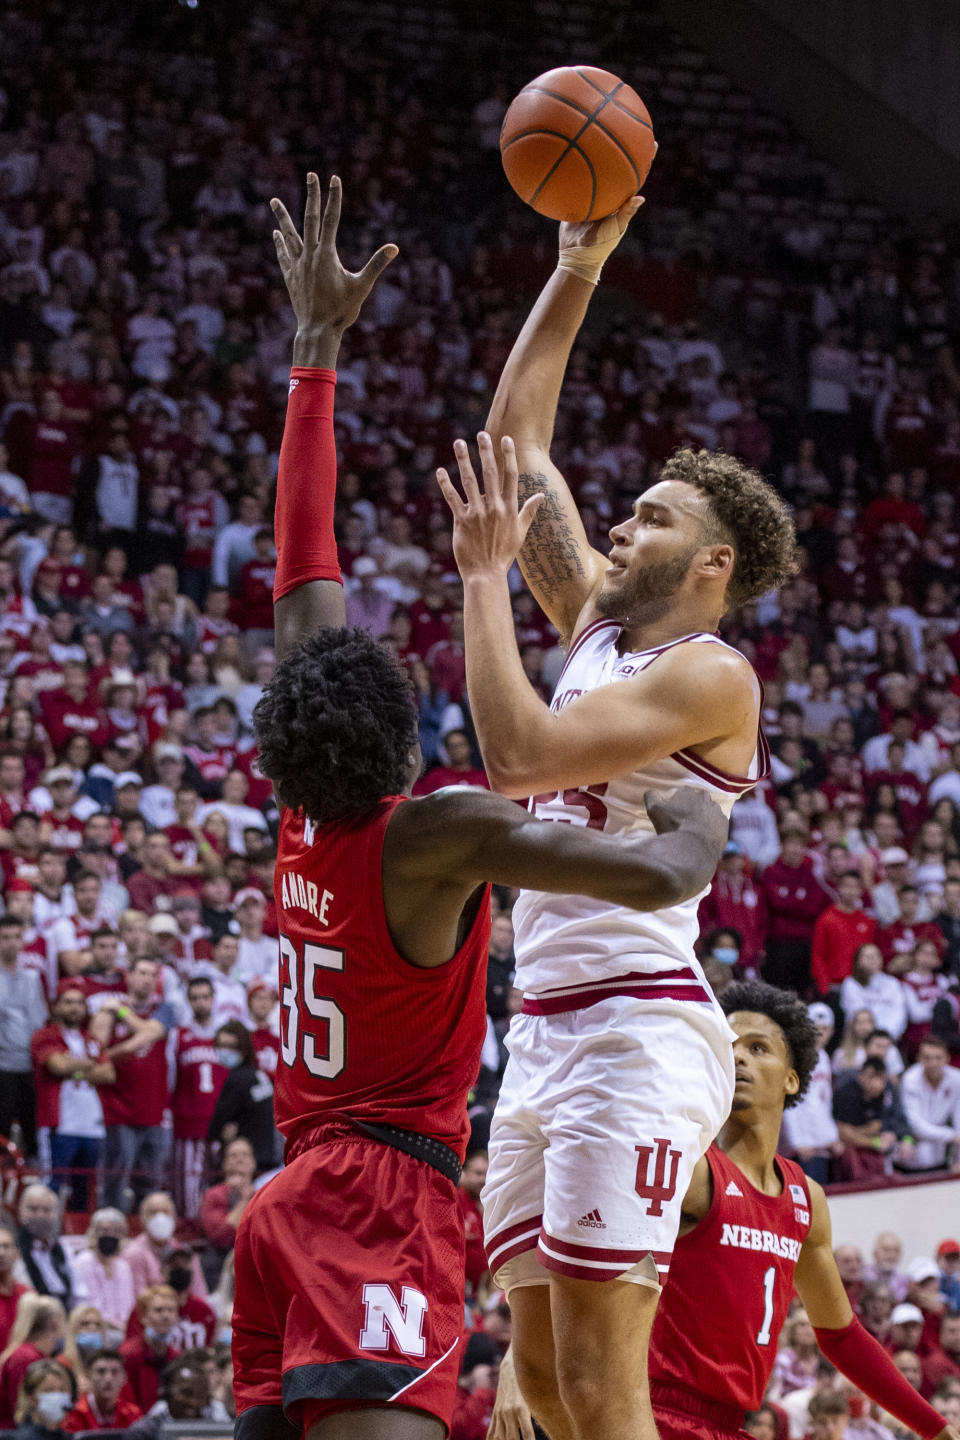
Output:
[359, 1284, 428, 1359]
[635, 1137, 682, 1217]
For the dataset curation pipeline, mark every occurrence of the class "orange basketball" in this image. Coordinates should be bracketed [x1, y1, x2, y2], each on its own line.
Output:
[499, 66, 656, 223]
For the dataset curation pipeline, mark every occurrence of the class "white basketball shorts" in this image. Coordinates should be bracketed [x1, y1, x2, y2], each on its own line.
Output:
[482, 995, 735, 1294]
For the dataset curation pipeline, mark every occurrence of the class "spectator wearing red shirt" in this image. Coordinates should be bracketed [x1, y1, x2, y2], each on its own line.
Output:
[697, 842, 767, 970]
[921, 1311, 960, 1397]
[246, 981, 280, 1077]
[119, 1285, 181, 1412]
[811, 871, 877, 997]
[409, 566, 451, 656]
[125, 1248, 216, 1351]
[39, 662, 106, 754]
[426, 608, 467, 704]
[0, 1224, 29, 1354]
[25, 391, 81, 525]
[877, 886, 949, 967]
[170, 976, 225, 1219]
[125, 831, 181, 913]
[235, 529, 275, 646]
[63, 1349, 143, 1432]
[93, 958, 175, 1212]
[182, 709, 236, 798]
[457, 1151, 489, 1299]
[176, 467, 230, 607]
[413, 728, 489, 795]
[759, 831, 831, 991]
[0, 1295, 67, 1427]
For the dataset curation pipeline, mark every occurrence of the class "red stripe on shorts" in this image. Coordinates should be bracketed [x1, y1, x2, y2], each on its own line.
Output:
[522, 982, 712, 1015]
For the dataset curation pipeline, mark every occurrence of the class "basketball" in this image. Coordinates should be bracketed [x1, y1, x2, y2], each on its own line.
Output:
[499, 65, 657, 223]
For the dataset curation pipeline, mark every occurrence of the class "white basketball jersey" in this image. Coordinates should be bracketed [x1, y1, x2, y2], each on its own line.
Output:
[513, 620, 769, 1000]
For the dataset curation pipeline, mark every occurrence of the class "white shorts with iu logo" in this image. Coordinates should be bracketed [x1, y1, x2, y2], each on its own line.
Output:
[482, 995, 735, 1293]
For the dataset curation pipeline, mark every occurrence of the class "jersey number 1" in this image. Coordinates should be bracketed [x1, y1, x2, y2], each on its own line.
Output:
[279, 934, 346, 1080]
[756, 1265, 775, 1347]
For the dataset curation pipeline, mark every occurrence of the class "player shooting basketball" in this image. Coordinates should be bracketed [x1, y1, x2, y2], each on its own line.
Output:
[230, 175, 731, 1440]
[488, 980, 960, 1440]
[436, 202, 800, 1440]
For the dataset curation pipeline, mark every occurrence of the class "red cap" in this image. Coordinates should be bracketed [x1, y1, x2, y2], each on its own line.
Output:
[5, 878, 34, 894]
[937, 1238, 960, 1259]
[56, 978, 86, 999]
[247, 978, 277, 1000]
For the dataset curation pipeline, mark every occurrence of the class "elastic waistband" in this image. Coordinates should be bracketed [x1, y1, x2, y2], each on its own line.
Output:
[521, 966, 713, 1016]
[651, 1381, 745, 1431]
[285, 1118, 461, 1186]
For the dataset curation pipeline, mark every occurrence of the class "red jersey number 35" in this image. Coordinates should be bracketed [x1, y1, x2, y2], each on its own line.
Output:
[279, 934, 346, 1080]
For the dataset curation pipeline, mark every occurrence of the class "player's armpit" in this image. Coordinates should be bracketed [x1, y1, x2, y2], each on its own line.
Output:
[793, 1181, 854, 1331]
[514, 452, 608, 641]
[677, 1153, 713, 1233]
[486, 641, 759, 799]
[398, 786, 726, 911]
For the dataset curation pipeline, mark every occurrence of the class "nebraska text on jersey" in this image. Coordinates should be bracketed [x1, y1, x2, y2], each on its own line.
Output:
[719, 1223, 803, 1261]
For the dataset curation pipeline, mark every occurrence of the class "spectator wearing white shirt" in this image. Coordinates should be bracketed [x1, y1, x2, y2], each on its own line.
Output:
[728, 788, 781, 870]
[193, 933, 247, 1028]
[126, 293, 176, 382]
[211, 493, 264, 589]
[840, 942, 908, 1039]
[899, 1036, 960, 1171]
[94, 428, 139, 538]
[870, 848, 913, 928]
[782, 1002, 842, 1185]
[0, 442, 28, 509]
[140, 746, 186, 831]
[929, 742, 960, 808]
[231, 890, 275, 988]
[197, 771, 267, 853]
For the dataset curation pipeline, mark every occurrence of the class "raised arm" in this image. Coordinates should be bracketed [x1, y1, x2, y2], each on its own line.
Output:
[796, 1182, 955, 1440]
[269, 174, 397, 659]
[485, 200, 642, 640]
[438, 432, 758, 796]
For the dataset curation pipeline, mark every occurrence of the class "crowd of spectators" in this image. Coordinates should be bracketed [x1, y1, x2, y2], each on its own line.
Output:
[0, 0, 959, 1430]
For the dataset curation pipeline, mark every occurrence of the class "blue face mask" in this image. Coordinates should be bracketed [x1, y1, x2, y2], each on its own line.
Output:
[712, 947, 740, 966]
[76, 1333, 103, 1352]
[145, 1326, 171, 1345]
[218, 1327, 233, 1347]
[216, 1049, 241, 1069]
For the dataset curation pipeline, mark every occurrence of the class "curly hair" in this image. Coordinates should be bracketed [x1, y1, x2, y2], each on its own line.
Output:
[720, 978, 818, 1107]
[253, 627, 417, 824]
[659, 448, 800, 607]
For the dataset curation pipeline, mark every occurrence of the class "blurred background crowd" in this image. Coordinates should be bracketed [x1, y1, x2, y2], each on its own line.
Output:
[0, 0, 960, 1433]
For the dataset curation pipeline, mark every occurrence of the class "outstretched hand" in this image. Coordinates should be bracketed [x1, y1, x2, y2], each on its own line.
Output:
[437, 432, 545, 579]
[271, 173, 398, 341]
[557, 192, 646, 284]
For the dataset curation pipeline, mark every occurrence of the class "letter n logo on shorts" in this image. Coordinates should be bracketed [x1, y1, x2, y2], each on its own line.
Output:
[634, 1137, 682, 1217]
[359, 1284, 428, 1359]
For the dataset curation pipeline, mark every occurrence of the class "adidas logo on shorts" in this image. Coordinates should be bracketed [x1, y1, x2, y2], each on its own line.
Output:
[725, 1181, 743, 1197]
[577, 1208, 606, 1229]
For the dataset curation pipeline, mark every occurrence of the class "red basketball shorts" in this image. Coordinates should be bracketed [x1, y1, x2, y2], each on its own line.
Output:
[654, 1394, 748, 1440]
[232, 1130, 466, 1433]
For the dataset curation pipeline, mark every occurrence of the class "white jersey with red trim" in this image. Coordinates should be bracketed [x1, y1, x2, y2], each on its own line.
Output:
[513, 623, 769, 1001]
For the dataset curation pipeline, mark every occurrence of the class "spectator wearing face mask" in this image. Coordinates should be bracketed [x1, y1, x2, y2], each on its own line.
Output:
[12, 1188, 86, 1314]
[124, 1249, 215, 1352]
[11, 1355, 76, 1440]
[62, 1349, 141, 1432]
[119, 1286, 181, 1412]
[61, 1306, 109, 1397]
[205, 1023, 277, 1169]
[70, 1210, 134, 1336]
[122, 1194, 207, 1303]
[0, 1297, 67, 1428]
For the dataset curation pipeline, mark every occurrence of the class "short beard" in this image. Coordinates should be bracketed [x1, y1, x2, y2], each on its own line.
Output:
[594, 543, 701, 626]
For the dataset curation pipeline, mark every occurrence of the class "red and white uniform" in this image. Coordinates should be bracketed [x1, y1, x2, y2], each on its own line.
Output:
[182, 742, 236, 786]
[233, 795, 490, 1435]
[170, 1021, 225, 1219]
[177, 493, 223, 571]
[649, 1145, 811, 1435]
[195, 615, 238, 655]
[484, 627, 766, 1291]
[19, 933, 55, 1000]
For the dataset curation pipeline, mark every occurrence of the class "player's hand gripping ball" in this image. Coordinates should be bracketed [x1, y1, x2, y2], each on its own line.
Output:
[500, 65, 657, 222]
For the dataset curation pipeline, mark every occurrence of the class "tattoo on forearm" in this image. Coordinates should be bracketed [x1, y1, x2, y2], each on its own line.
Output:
[517, 470, 588, 607]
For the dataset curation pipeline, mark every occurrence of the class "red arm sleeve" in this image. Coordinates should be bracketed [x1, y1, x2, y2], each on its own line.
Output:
[814, 1319, 944, 1439]
[273, 367, 341, 601]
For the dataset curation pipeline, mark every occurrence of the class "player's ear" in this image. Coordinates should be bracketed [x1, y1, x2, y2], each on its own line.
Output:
[785, 1067, 800, 1100]
[700, 543, 734, 583]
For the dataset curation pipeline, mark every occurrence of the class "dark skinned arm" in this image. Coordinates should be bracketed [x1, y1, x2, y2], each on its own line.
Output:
[269, 174, 397, 658]
[384, 784, 728, 969]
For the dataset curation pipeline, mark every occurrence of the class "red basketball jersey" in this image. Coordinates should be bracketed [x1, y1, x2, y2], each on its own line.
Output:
[649, 1145, 812, 1413]
[171, 1023, 226, 1140]
[274, 797, 490, 1161]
